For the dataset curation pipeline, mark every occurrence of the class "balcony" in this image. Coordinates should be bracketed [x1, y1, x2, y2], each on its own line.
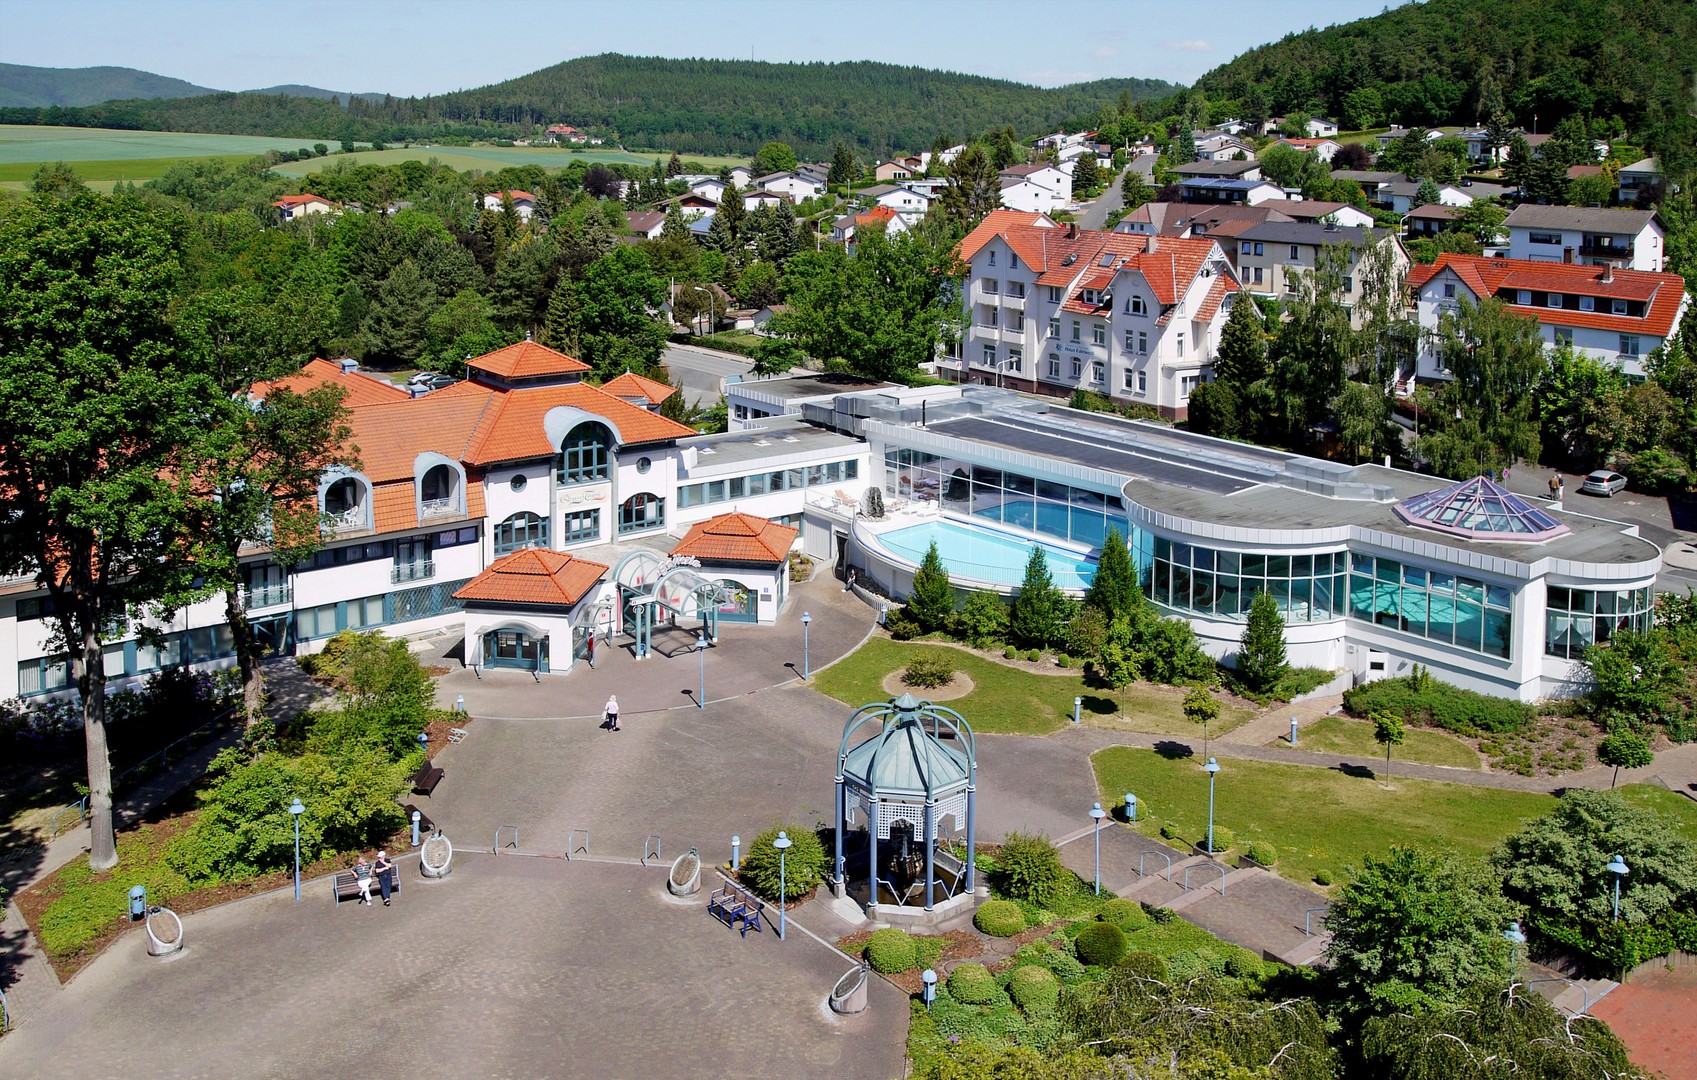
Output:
[243, 583, 293, 609]
[421, 497, 460, 520]
[325, 505, 367, 531]
[1579, 239, 1633, 261]
[391, 561, 436, 584]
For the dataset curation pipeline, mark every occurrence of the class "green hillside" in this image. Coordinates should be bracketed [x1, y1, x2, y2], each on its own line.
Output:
[0, 63, 218, 107]
[0, 54, 1179, 159]
[1193, 0, 1696, 172]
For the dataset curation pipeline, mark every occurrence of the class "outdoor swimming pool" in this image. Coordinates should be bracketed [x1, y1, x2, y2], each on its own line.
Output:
[873, 518, 1097, 590]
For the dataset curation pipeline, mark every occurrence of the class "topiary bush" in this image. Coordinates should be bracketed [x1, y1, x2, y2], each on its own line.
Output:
[865, 927, 919, 973]
[1159, 822, 1179, 841]
[1313, 869, 1334, 886]
[1118, 950, 1168, 982]
[902, 655, 956, 689]
[974, 899, 1026, 937]
[1074, 921, 1129, 967]
[947, 962, 1000, 1005]
[1007, 965, 1060, 1015]
[1004, 646, 1018, 659]
[1201, 826, 1234, 853]
[1025, 649, 1040, 662]
[737, 824, 827, 901]
[1246, 842, 1277, 866]
[993, 832, 1070, 907]
[1225, 947, 1264, 978]
[1099, 897, 1150, 933]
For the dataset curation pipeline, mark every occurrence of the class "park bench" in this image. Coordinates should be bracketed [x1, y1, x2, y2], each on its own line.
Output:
[332, 867, 401, 906]
[707, 881, 765, 937]
[411, 762, 444, 796]
[403, 803, 435, 833]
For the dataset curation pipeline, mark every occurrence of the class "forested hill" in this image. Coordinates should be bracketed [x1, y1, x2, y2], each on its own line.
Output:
[0, 63, 217, 107]
[0, 54, 1179, 158]
[1193, 0, 1697, 171]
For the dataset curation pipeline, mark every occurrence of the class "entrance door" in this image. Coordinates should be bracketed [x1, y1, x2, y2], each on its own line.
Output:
[487, 629, 542, 669]
[713, 579, 757, 623]
[834, 531, 849, 580]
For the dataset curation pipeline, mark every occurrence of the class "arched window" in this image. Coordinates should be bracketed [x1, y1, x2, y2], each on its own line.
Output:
[421, 463, 458, 506]
[324, 477, 362, 515]
[617, 493, 665, 535]
[557, 422, 611, 484]
[494, 511, 549, 555]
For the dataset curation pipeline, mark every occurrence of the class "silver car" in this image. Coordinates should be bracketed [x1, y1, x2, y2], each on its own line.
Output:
[1580, 470, 1627, 497]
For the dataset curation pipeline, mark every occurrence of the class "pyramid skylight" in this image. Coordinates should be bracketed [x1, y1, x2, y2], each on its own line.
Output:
[1391, 476, 1570, 542]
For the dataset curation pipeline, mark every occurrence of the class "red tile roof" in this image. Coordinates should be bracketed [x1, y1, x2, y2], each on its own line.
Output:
[454, 548, 609, 607]
[461, 383, 697, 464]
[1193, 274, 1240, 322]
[1415, 254, 1689, 338]
[273, 193, 334, 208]
[468, 341, 591, 380]
[856, 206, 898, 227]
[956, 209, 1061, 268]
[250, 357, 410, 409]
[671, 512, 798, 565]
[600, 371, 677, 406]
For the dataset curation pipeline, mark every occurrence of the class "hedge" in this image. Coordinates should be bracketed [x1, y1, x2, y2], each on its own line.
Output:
[865, 927, 919, 973]
[1343, 678, 1534, 735]
[974, 899, 1027, 937]
[947, 962, 1001, 1004]
[1529, 910, 1697, 971]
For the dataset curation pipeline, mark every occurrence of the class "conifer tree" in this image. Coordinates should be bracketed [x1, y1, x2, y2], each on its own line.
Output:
[906, 540, 956, 631]
[1211, 298, 1267, 387]
[1009, 546, 1064, 649]
[1237, 590, 1288, 693]
[1083, 527, 1140, 620]
[830, 140, 856, 185]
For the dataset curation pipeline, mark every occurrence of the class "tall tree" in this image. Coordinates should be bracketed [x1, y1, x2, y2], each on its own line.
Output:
[1009, 546, 1065, 649]
[1072, 153, 1101, 196]
[1210, 297, 1266, 387]
[1119, 167, 1151, 211]
[1236, 591, 1288, 693]
[1083, 527, 1140, 621]
[937, 144, 1001, 231]
[907, 540, 955, 631]
[1424, 297, 1547, 478]
[829, 140, 856, 185]
[359, 259, 435, 366]
[1265, 244, 1355, 446]
[0, 191, 216, 870]
[751, 140, 798, 177]
[577, 245, 669, 377]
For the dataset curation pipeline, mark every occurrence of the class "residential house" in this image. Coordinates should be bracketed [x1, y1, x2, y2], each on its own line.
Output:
[728, 166, 754, 188]
[1502, 205, 1665, 272]
[874, 157, 924, 182]
[1617, 158, 1663, 205]
[830, 205, 906, 243]
[666, 282, 736, 332]
[902, 177, 948, 199]
[1379, 181, 1479, 214]
[954, 209, 1244, 418]
[1117, 203, 1294, 247]
[482, 190, 537, 222]
[1214, 119, 1251, 136]
[655, 193, 718, 220]
[543, 124, 597, 145]
[625, 210, 666, 239]
[1269, 137, 1342, 163]
[1375, 128, 1445, 147]
[861, 183, 933, 220]
[1172, 159, 1263, 183]
[1401, 203, 1464, 237]
[756, 171, 827, 201]
[1178, 177, 1288, 207]
[272, 193, 338, 221]
[1000, 162, 1072, 206]
[751, 304, 789, 334]
[1411, 254, 1692, 380]
[1330, 170, 1404, 202]
[688, 177, 728, 204]
[741, 189, 790, 211]
[1305, 118, 1340, 138]
[1280, 201, 1376, 229]
[936, 144, 967, 167]
[1194, 132, 1257, 161]
[1229, 221, 1409, 325]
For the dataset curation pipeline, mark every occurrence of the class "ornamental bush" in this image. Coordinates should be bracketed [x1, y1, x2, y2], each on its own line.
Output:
[737, 824, 827, 901]
[1025, 649, 1040, 662]
[1314, 869, 1334, 886]
[885, 607, 923, 641]
[1007, 965, 1060, 1015]
[1247, 842, 1278, 866]
[865, 927, 919, 973]
[902, 655, 956, 689]
[1099, 897, 1150, 933]
[1343, 676, 1533, 735]
[1201, 826, 1234, 853]
[1075, 922, 1129, 967]
[947, 962, 1000, 1005]
[974, 899, 1027, 937]
[1004, 646, 1017, 659]
[993, 832, 1070, 907]
[1118, 950, 1168, 982]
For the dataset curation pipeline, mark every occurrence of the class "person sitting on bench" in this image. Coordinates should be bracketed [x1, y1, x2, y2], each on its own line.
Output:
[352, 854, 376, 905]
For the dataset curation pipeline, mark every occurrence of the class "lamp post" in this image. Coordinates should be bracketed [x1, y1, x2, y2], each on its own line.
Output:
[288, 798, 305, 901]
[1202, 758, 1221, 856]
[1606, 853, 1629, 923]
[696, 630, 706, 709]
[1504, 918, 1526, 959]
[1090, 802, 1107, 895]
[801, 611, 812, 679]
[774, 831, 793, 940]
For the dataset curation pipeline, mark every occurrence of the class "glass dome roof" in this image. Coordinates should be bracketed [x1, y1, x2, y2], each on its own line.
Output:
[1391, 476, 1571, 542]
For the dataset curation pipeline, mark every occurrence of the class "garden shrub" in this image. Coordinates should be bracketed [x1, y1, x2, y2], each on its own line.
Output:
[1164, 950, 1206, 982]
[1159, 822, 1179, 841]
[865, 927, 919, 973]
[1075, 922, 1129, 966]
[884, 607, 923, 641]
[1004, 646, 1017, 659]
[1314, 869, 1334, 886]
[1225, 947, 1263, 978]
[1056, 654, 1073, 669]
[953, 590, 1008, 648]
[974, 899, 1026, 937]
[737, 824, 827, 901]
[1202, 826, 1234, 853]
[1118, 950, 1168, 982]
[1146, 903, 1176, 924]
[902, 655, 956, 689]
[1099, 897, 1150, 933]
[1024, 649, 1040, 662]
[1343, 676, 1533, 735]
[1247, 842, 1278, 866]
[947, 962, 1000, 1005]
[1007, 965, 1059, 1015]
[993, 832, 1070, 907]
[1195, 947, 1228, 976]
[1015, 941, 1086, 982]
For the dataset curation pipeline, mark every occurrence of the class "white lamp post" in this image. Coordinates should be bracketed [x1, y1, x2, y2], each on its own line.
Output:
[1203, 758, 1221, 855]
[1606, 854, 1629, 923]
[288, 798, 305, 901]
[801, 611, 812, 679]
[1090, 802, 1107, 895]
[774, 831, 793, 940]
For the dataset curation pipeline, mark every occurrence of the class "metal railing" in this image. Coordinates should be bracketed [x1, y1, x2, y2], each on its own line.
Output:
[642, 834, 663, 866]
[420, 498, 459, 519]
[1182, 861, 1228, 895]
[390, 561, 436, 584]
[242, 583, 293, 609]
[1138, 851, 1173, 880]
[1304, 906, 1329, 936]
[494, 824, 520, 853]
[566, 828, 590, 860]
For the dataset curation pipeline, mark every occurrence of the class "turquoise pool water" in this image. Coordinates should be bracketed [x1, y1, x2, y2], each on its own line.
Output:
[875, 518, 1097, 590]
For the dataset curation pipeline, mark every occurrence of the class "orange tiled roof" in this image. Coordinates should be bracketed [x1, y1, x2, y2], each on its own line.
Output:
[1417, 254, 1688, 337]
[463, 383, 696, 464]
[600, 371, 677, 406]
[250, 357, 410, 409]
[1193, 274, 1240, 322]
[453, 548, 609, 607]
[856, 206, 898, 227]
[468, 341, 591, 380]
[671, 512, 799, 565]
[274, 193, 333, 208]
[957, 209, 1060, 268]
[370, 479, 487, 534]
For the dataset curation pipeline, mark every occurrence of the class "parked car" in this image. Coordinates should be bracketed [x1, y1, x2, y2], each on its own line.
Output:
[407, 372, 459, 393]
[1580, 470, 1627, 497]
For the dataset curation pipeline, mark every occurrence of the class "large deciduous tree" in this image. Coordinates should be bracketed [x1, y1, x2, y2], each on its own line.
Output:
[937, 145, 1001, 231]
[1423, 296, 1547, 478]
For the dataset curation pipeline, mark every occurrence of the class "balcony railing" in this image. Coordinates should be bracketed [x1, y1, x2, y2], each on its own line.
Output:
[1579, 239, 1632, 259]
[243, 583, 293, 609]
[420, 497, 459, 519]
[325, 505, 367, 530]
[391, 561, 436, 584]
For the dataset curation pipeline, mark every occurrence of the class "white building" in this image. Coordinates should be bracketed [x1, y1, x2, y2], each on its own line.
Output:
[273, 194, 338, 221]
[482, 190, 536, 222]
[755, 172, 827, 201]
[1502, 206, 1666, 273]
[999, 163, 1071, 211]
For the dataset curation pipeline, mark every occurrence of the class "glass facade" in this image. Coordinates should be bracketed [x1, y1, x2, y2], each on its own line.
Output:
[883, 450, 1128, 549]
[677, 458, 859, 509]
[494, 512, 549, 555]
[1142, 536, 1348, 622]
[618, 493, 665, 535]
[1348, 553, 1514, 659]
[1545, 585, 1653, 659]
[561, 509, 601, 543]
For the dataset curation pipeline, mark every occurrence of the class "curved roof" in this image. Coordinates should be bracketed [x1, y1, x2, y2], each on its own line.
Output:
[1391, 476, 1571, 542]
[841, 694, 971, 800]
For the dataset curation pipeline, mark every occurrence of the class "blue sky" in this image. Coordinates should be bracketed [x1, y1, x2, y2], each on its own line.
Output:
[2, 0, 1395, 95]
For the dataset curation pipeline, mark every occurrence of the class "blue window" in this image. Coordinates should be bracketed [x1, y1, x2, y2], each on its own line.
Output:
[494, 512, 549, 555]
[557, 423, 612, 484]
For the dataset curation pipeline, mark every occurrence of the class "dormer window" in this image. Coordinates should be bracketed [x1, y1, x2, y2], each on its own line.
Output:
[421, 464, 460, 517]
[1081, 288, 1100, 305]
[321, 474, 371, 530]
[557, 422, 611, 484]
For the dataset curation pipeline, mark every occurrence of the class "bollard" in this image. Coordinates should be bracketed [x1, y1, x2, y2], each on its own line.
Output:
[411, 810, 422, 847]
[1072, 696, 1082, 724]
[731, 835, 741, 872]
[1290, 716, 1298, 746]
[921, 968, 938, 1010]
[455, 694, 465, 713]
[879, 606, 888, 627]
[128, 885, 147, 921]
[1124, 792, 1138, 822]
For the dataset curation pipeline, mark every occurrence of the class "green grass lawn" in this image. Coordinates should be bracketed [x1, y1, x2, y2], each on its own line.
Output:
[1617, 784, 1697, 843]
[1093, 747, 1555, 886]
[1288, 715, 1480, 770]
[812, 638, 1253, 737]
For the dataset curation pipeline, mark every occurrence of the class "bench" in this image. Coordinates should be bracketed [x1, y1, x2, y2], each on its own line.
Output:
[332, 868, 401, 906]
[403, 803, 435, 833]
[707, 882, 765, 937]
[411, 763, 444, 796]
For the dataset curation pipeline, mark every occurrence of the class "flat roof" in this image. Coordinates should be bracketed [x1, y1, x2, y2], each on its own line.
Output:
[682, 416, 864, 469]
[730, 373, 900, 403]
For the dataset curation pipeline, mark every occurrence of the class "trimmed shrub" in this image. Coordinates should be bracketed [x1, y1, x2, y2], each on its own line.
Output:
[1118, 950, 1168, 982]
[1343, 676, 1533, 735]
[993, 832, 1070, 907]
[1246, 842, 1277, 866]
[1075, 922, 1129, 967]
[865, 927, 919, 973]
[1004, 646, 1018, 659]
[1007, 965, 1060, 1015]
[737, 825, 827, 901]
[974, 899, 1026, 937]
[947, 962, 1000, 1005]
[1025, 649, 1040, 663]
[1159, 822, 1179, 841]
[1201, 826, 1234, 853]
[1016, 941, 1087, 982]
[1225, 947, 1263, 978]
[1148, 904, 1176, 924]
[1314, 869, 1334, 886]
[1099, 897, 1150, 933]
[1056, 654, 1073, 669]
[902, 655, 956, 689]
[885, 607, 923, 641]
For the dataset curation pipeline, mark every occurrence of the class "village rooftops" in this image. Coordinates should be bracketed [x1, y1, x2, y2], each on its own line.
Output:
[1236, 221, 1389, 247]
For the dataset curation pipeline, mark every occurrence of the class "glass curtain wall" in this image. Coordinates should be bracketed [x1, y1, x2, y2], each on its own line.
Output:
[883, 449, 1128, 549]
[1143, 536, 1348, 622]
[1545, 585, 1653, 659]
[1348, 552, 1514, 659]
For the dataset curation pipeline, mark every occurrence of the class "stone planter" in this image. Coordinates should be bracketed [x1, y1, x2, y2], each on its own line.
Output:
[668, 848, 702, 896]
[421, 834, 454, 878]
[830, 961, 870, 1014]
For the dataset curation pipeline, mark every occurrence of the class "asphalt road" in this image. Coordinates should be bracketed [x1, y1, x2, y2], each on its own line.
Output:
[657, 344, 755, 407]
[1076, 165, 1129, 231]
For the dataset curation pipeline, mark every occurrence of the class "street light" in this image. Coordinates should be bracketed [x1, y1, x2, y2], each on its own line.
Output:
[696, 630, 707, 709]
[288, 798, 305, 901]
[774, 831, 793, 940]
[1090, 802, 1107, 895]
[1202, 758, 1221, 856]
[1504, 918, 1527, 972]
[801, 611, 812, 679]
[1606, 853, 1629, 923]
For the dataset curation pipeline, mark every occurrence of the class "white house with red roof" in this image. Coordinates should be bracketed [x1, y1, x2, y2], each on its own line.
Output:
[272, 193, 338, 221]
[481, 190, 537, 222]
[1410, 254, 1692, 380]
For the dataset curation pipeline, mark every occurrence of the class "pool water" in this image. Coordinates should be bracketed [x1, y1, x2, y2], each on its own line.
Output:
[875, 518, 1097, 590]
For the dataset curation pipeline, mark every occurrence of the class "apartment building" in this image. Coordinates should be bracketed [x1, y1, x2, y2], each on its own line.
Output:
[1229, 221, 1409, 324]
[1503, 205, 1666, 272]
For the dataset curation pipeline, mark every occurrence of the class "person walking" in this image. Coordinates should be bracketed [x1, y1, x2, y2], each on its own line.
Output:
[585, 630, 596, 670]
[372, 850, 395, 907]
[353, 854, 375, 905]
[1549, 472, 1562, 502]
[605, 694, 620, 731]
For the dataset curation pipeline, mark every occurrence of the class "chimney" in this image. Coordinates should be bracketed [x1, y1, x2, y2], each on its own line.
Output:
[338, 357, 359, 375]
[1067, 223, 1078, 239]
[1600, 264, 1614, 284]
[1148, 235, 1159, 253]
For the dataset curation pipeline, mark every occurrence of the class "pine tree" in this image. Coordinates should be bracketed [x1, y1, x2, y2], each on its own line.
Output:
[542, 278, 582, 354]
[1073, 153, 1101, 195]
[1413, 178, 1442, 208]
[1009, 546, 1064, 649]
[702, 210, 734, 253]
[665, 151, 684, 177]
[939, 145, 1001, 230]
[761, 201, 802, 265]
[906, 540, 956, 631]
[659, 202, 691, 243]
[359, 259, 434, 366]
[1120, 168, 1151, 210]
[1211, 298, 1266, 387]
[1083, 527, 1141, 620]
[716, 182, 746, 244]
[830, 140, 856, 185]
[1237, 590, 1288, 693]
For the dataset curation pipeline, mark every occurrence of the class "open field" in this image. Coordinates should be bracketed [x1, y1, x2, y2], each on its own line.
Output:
[0, 124, 330, 164]
[268, 144, 660, 176]
[1288, 714, 1481, 770]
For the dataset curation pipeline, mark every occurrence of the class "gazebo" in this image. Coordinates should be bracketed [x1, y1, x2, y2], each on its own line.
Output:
[835, 694, 978, 921]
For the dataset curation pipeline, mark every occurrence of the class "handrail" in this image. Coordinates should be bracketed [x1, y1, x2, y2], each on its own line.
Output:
[642, 834, 662, 866]
[566, 828, 590, 860]
[494, 824, 520, 853]
[1138, 850, 1173, 881]
[1523, 977, 1591, 1015]
[48, 796, 88, 840]
[1304, 906, 1328, 936]
[1181, 860, 1228, 895]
